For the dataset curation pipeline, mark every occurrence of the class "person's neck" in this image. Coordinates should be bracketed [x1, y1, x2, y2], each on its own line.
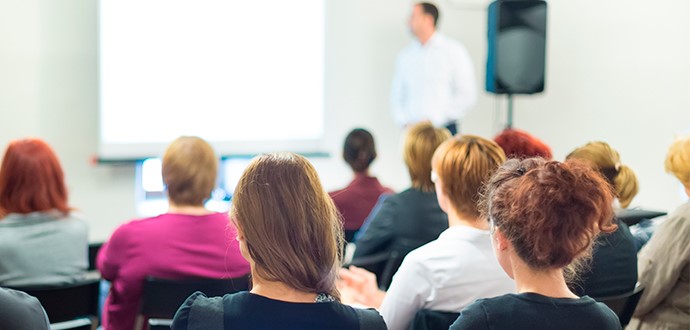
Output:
[354, 170, 371, 178]
[417, 29, 435, 45]
[447, 209, 487, 230]
[251, 273, 317, 303]
[510, 258, 577, 299]
[168, 203, 212, 216]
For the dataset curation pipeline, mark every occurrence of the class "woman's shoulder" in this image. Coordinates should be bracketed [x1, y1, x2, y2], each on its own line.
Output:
[173, 292, 386, 330]
[172, 291, 245, 330]
[0, 287, 50, 329]
[350, 307, 387, 330]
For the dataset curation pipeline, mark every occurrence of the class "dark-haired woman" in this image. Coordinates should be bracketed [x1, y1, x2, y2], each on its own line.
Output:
[450, 158, 622, 330]
[330, 128, 393, 236]
[0, 138, 88, 286]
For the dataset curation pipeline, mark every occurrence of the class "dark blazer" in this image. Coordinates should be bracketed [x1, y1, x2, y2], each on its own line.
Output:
[353, 187, 448, 260]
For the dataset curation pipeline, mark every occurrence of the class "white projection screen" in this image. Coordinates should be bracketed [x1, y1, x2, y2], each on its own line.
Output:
[99, 0, 325, 160]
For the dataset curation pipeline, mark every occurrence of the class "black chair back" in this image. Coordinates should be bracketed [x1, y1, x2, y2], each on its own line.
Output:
[88, 242, 104, 271]
[615, 209, 666, 226]
[139, 275, 250, 329]
[344, 229, 358, 243]
[412, 309, 460, 330]
[593, 285, 644, 327]
[12, 278, 100, 329]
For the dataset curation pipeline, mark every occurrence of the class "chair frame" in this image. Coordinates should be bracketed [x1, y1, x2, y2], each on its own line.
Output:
[137, 275, 250, 330]
[592, 284, 645, 327]
[10, 278, 101, 330]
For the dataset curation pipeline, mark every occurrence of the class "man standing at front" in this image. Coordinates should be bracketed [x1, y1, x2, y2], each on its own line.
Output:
[391, 2, 477, 136]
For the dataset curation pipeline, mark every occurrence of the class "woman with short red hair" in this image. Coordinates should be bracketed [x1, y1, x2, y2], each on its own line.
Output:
[450, 158, 621, 329]
[0, 138, 88, 286]
[493, 128, 552, 159]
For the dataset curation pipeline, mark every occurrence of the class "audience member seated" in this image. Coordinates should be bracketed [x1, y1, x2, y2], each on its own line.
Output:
[0, 138, 88, 286]
[171, 153, 386, 330]
[352, 122, 450, 264]
[567, 141, 638, 298]
[0, 286, 50, 329]
[330, 128, 394, 240]
[97, 136, 250, 330]
[339, 135, 515, 330]
[450, 158, 622, 330]
[493, 128, 553, 159]
[629, 135, 690, 330]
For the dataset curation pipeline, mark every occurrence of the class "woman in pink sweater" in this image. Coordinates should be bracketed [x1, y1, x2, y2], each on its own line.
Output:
[97, 136, 250, 330]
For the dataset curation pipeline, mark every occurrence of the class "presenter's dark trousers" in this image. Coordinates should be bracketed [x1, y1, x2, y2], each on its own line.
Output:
[444, 121, 458, 136]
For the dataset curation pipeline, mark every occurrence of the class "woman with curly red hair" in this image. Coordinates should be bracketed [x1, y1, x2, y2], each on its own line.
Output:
[450, 158, 621, 330]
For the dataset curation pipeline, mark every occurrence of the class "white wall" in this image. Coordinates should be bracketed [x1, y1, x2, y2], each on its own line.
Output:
[1, 0, 688, 242]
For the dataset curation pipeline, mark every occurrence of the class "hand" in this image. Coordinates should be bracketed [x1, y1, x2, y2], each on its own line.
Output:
[338, 266, 386, 308]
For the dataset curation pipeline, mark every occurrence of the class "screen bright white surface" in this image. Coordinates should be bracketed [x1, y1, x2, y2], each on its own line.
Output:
[99, 0, 324, 159]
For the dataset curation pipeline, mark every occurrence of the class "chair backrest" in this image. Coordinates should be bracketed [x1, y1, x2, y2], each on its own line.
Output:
[593, 285, 645, 327]
[140, 275, 250, 320]
[344, 229, 358, 243]
[615, 209, 666, 226]
[412, 309, 460, 330]
[11, 278, 100, 324]
[88, 242, 104, 271]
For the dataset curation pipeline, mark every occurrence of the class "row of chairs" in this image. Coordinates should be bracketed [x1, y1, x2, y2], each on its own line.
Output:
[16, 235, 648, 330]
[10, 275, 250, 330]
[10, 274, 644, 330]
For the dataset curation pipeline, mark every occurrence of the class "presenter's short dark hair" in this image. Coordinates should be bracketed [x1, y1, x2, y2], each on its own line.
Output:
[343, 128, 376, 173]
[418, 2, 439, 27]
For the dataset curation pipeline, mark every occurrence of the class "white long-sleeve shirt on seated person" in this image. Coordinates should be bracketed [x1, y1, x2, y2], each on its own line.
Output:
[379, 225, 514, 330]
[390, 33, 477, 128]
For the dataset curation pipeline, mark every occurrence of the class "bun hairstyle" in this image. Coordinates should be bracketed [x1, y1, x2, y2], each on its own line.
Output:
[343, 128, 377, 173]
[482, 158, 616, 272]
[566, 141, 638, 208]
[231, 153, 344, 299]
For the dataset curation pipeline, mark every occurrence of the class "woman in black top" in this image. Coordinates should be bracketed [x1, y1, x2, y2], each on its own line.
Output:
[451, 158, 622, 330]
[172, 153, 385, 330]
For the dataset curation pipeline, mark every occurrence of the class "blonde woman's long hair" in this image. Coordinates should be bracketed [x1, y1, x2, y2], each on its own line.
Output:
[231, 153, 344, 299]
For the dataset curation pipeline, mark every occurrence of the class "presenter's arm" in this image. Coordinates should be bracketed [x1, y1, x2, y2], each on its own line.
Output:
[390, 55, 408, 127]
[450, 44, 478, 119]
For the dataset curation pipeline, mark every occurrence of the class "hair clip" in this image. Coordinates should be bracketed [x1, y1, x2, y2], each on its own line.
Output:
[516, 167, 526, 176]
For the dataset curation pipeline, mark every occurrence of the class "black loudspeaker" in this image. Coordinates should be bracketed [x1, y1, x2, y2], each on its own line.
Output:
[486, 0, 547, 94]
